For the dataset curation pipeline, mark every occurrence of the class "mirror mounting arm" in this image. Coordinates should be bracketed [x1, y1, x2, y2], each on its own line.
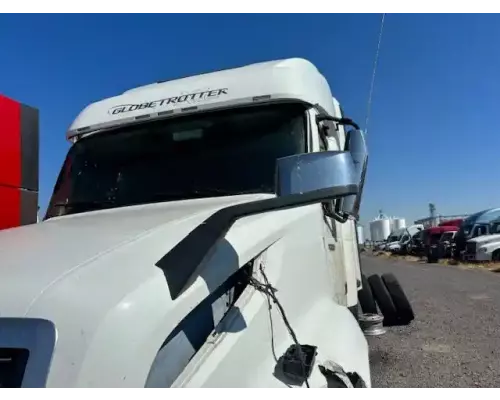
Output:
[316, 113, 361, 131]
[322, 202, 350, 223]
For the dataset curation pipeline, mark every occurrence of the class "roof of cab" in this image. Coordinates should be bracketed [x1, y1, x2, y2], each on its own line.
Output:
[425, 226, 459, 234]
[67, 58, 336, 140]
[438, 218, 463, 227]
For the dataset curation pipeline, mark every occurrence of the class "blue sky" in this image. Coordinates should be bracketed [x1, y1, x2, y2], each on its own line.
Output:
[1, 14, 499, 226]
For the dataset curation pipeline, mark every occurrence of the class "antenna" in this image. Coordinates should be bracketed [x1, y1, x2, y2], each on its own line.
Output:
[364, 13, 386, 135]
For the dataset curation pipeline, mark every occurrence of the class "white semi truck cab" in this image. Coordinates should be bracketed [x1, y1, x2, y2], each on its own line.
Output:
[0, 58, 379, 388]
[459, 208, 500, 260]
[464, 217, 500, 262]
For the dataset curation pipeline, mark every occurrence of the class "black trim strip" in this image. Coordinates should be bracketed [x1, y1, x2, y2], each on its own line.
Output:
[348, 305, 359, 322]
[163, 266, 246, 347]
[20, 103, 39, 192]
[20, 189, 38, 226]
[156, 184, 358, 300]
[344, 129, 368, 220]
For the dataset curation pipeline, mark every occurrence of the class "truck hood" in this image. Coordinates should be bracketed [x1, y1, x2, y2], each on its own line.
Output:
[0, 194, 272, 316]
[469, 233, 500, 246]
[386, 241, 401, 249]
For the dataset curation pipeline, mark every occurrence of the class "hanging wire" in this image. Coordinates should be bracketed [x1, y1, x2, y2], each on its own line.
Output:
[364, 13, 385, 134]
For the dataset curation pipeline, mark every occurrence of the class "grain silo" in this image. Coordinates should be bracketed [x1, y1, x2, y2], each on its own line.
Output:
[369, 211, 392, 242]
[391, 217, 406, 231]
[356, 225, 364, 245]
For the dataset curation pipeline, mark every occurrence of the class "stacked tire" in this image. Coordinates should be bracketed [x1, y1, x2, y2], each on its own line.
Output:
[358, 273, 415, 327]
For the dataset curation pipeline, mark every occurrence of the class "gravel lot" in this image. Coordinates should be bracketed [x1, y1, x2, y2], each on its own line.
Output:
[362, 253, 500, 388]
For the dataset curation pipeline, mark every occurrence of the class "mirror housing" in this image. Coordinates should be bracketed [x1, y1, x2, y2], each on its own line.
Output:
[335, 129, 368, 221]
[276, 151, 359, 200]
[312, 106, 368, 222]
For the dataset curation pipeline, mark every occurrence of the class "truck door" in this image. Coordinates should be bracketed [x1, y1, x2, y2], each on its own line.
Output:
[308, 107, 358, 308]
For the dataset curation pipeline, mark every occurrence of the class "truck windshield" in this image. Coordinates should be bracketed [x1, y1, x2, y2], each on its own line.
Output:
[491, 223, 500, 234]
[472, 224, 488, 237]
[440, 232, 454, 242]
[46, 103, 307, 218]
[387, 234, 401, 242]
[429, 234, 442, 245]
[462, 224, 473, 236]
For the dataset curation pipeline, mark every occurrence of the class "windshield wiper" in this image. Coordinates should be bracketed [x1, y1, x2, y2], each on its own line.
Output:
[51, 188, 271, 211]
[52, 200, 116, 209]
[189, 188, 268, 196]
[145, 187, 271, 202]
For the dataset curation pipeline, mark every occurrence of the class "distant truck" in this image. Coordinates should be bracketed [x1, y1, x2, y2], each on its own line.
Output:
[423, 226, 460, 263]
[407, 230, 423, 256]
[463, 217, 500, 262]
[438, 218, 463, 228]
[439, 230, 458, 258]
[455, 208, 500, 259]
[385, 224, 424, 254]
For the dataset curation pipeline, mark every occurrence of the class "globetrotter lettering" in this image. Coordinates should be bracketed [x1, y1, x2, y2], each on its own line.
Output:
[108, 88, 229, 115]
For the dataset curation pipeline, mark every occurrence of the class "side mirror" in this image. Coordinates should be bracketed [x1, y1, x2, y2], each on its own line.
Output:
[157, 151, 359, 300]
[313, 109, 368, 223]
[333, 129, 368, 221]
[275, 151, 359, 203]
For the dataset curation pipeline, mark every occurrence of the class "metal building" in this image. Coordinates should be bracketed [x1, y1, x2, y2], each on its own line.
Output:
[414, 214, 470, 228]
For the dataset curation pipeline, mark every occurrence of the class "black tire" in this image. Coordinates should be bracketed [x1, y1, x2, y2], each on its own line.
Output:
[426, 248, 438, 263]
[381, 273, 415, 325]
[358, 274, 378, 314]
[367, 274, 398, 326]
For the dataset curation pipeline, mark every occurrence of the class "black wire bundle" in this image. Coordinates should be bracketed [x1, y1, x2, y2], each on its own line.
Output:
[248, 264, 310, 388]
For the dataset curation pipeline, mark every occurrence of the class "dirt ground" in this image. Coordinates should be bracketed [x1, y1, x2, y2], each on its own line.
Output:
[369, 250, 500, 273]
[363, 253, 500, 387]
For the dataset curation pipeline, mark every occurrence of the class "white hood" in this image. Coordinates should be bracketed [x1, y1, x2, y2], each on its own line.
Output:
[0, 193, 322, 387]
[0, 194, 272, 317]
[469, 233, 500, 246]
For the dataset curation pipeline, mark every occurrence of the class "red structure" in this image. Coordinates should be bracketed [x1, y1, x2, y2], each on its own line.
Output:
[438, 218, 463, 228]
[0, 94, 39, 231]
[423, 225, 459, 243]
